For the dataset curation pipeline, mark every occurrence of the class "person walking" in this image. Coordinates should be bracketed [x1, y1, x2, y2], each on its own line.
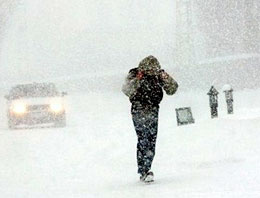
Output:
[122, 55, 178, 183]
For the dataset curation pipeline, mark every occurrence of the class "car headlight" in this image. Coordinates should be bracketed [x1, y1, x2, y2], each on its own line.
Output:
[11, 102, 27, 114]
[50, 102, 64, 113]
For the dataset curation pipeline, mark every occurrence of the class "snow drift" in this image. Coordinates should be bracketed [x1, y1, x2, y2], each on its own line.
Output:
[0, 89, 260, 198]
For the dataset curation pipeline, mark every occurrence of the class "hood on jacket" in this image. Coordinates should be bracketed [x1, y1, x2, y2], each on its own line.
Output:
[138, 55, 161, 74]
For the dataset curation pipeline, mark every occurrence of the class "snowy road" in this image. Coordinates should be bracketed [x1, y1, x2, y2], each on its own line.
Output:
[0, 90, 260, 198]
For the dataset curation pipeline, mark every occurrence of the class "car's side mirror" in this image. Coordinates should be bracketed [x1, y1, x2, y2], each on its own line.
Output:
[61, 92, 68, 96]
[4, 95, 10, 100]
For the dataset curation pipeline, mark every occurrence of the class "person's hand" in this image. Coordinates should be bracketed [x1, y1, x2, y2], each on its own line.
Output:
[136, 71, 144, 80]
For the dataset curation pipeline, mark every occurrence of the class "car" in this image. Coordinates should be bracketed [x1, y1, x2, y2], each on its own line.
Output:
[4, 82, 67, 129]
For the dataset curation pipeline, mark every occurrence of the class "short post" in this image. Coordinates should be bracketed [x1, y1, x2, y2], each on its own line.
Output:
[207, 86, 219, 118]
[223, 84, 234, 114]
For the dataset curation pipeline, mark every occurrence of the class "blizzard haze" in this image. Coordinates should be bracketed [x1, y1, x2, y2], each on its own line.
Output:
[0, 0, 175, 88]
[1, 1, 260, 198]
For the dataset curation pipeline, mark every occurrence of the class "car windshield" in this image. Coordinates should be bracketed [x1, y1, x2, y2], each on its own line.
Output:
[9, 83, 59, 99]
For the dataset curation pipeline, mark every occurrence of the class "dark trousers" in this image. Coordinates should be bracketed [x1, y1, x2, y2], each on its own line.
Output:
[131, 105, 159, 175]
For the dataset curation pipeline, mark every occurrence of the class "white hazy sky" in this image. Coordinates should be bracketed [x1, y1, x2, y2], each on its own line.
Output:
[0, 0, 176, 85]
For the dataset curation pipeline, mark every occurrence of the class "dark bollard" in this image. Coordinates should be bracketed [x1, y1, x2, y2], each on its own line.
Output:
[207, 86, 219, 118]
[223, 84, 234, 114]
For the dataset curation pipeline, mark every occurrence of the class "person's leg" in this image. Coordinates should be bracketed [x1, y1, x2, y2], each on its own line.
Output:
[142, 107, 159, 173]
[132, 106, 159, 176]
[132, 109, 146, 175]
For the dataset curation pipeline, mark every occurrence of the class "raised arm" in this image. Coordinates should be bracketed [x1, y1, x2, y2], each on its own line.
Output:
[159, 70, 178, 95]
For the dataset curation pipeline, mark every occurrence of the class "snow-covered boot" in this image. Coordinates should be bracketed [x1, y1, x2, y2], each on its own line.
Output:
[140, 174, 146, 182]
[144, 171, 154, 183]
[140, 171, 154, 183]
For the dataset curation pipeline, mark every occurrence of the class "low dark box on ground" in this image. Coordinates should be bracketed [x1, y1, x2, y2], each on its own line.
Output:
[175, 107, 195, 126]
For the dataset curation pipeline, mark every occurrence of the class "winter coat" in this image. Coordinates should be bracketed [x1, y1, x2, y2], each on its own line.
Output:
[122, 56, 178, 108]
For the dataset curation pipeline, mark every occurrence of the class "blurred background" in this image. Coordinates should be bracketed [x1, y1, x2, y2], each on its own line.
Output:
[1, 2, 260, 196]
[0, 0, 259, 93]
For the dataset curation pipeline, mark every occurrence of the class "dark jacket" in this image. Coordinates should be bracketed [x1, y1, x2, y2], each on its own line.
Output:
[128, 68, 164, 106]
[122, 56, 178, 109]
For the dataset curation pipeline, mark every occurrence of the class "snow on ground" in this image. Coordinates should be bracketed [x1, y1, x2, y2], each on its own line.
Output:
[0, 89, 260, 198]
